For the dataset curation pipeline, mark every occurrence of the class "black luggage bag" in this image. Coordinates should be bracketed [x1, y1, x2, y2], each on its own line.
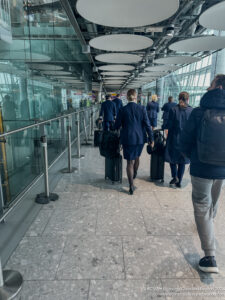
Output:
[99, 131, 120, 159]
[105, 155, 122, 183]
[94, 130, 102, 147]
[150, 130, 165, 182]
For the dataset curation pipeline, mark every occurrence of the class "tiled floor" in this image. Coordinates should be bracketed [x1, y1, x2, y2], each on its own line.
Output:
[6, 145, 225, 299]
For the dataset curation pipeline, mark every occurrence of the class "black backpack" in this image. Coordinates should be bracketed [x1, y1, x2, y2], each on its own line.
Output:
[99, 131, 120, 159]
[197, 109, 225, 166]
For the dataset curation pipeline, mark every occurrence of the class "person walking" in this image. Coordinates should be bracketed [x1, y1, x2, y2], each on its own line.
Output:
[164, 91, 193, 188]
[112, 93, 123, 116]
[161, 96, 176, 130]
[146, 94, 159, 130]
[114, 89, 154, 195]
[99, 94, 116, 131]
[180, 74, 225, 273]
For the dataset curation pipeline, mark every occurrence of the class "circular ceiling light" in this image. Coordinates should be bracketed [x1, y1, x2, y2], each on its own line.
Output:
[77, 0, 179, 28]
[104, 81, 125, 84]
[41, 71, 71, 75]
[169, 36, 225, 53]
[102, 77, 127, 80]
[101, 71, 130, 76]
[154, 56, 201, 65]
[29, 64, 63, 71]
[96, 53, 142, 64]
[90, 34, 153, 52]
[140, 72, 165, 77]
[199, 1, 225, 31]
[0, 51, 51, 62]
[99, 64, 135, 71]
[145, 65, 179, 72]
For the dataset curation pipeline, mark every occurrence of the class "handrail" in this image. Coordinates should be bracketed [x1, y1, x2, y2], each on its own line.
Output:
[0, 105, 99, 139]
[0, 105, 100, 223]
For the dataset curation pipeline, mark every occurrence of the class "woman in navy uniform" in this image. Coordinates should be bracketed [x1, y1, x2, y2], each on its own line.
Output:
[115, 89, 154, 195]
[164, 92, 193, 188]
[146, 94, 159, 130]
[161, 96, 177, 130]
[99, 94, 116, 131]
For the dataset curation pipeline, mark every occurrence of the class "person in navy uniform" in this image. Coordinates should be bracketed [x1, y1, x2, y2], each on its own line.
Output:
[112, 93, 123, 116]
[161, 96, 177, 130]
[146, 94, 159, 130]
[164, 91, 193, 188]
[115, 89, 154, 195]
[99, 94, 116, 131]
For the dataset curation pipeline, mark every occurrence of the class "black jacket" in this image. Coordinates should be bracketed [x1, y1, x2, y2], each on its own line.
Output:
[180, 88, 225, 179]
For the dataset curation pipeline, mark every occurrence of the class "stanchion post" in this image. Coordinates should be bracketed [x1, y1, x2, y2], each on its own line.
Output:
[35, 135, 59, 204]
[61, 116, 77, 173]
[91, 107, 95, 136]
[0, 256, 23, 299]
[73, 112, 84, 158]
[82, 111, 92, 146]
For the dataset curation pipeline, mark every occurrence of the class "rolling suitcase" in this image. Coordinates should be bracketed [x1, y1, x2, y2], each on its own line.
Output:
[150, 130, 165, 182]
[105, 155, 122, 183]
[94, 130, 102, 147]
[150, 151, 164, 182]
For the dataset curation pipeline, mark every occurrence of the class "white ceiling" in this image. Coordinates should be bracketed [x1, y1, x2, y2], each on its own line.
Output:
[90, 34, 153, 52]
[169, 36, 225, 53]
[199, 1, 225, 31]
[140, 72, 165, 77]
[145, 65, 179, 72]
[77, 0, 179, 28]
[96, 53, 142, 64]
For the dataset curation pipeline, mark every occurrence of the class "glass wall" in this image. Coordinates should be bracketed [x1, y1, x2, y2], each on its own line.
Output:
[142, 47, 225, 108]
[0, 1, 95, 206]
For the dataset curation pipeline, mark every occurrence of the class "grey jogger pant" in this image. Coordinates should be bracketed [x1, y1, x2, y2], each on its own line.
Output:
[191, 176, 224, 256]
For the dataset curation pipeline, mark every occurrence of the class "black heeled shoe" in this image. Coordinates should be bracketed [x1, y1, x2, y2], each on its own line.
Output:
[129, 186, 136, 195]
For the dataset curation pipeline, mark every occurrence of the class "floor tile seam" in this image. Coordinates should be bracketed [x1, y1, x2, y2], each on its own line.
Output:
[87, 279, 91, 300]
[139, 207, 150, 236]
[121, 237, 127, 280]
[54, 235, 68, 281]
[39, 208, 55, 237]
[174, 236, 198, 278]
[152, 190, 163, 210]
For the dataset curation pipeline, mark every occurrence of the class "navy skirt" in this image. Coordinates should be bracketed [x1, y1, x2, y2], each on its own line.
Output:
[150, 118, 157, 127]
[123, 144, 144, 161]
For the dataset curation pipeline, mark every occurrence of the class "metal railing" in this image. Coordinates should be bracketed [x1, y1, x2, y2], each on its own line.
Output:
[0, 105, 100, 223]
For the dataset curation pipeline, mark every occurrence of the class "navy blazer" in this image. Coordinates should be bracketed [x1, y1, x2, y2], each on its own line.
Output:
[146, 101, 159, 119]
[99, 100, 116, 122]
[113, 97, 123, 115]
[161, 102, 177, 120]
[114, 102, 153, 145]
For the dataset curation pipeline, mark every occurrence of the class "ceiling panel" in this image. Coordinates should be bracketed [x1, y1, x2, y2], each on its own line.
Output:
[95, 53, 142, 64]
[77, 0, 179, 28]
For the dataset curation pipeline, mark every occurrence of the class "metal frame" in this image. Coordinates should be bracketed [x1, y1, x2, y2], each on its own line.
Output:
[0, 105, 100, 223]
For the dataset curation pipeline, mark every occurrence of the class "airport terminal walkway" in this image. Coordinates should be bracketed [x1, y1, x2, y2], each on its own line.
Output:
[7, 145, 225, 299]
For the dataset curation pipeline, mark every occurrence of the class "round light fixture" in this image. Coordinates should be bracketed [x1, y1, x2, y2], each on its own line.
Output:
[169, 36, 225, 53]
[154, 56, 201, 65]
[101, 71, 130, 76]
[199, 1, 225, 31]
[96, 53, 142, 64]
[145, 65, 179, 72]
[140, 72, 165, 77]
[77, 0, 179, 28]
[99, 65, 135, 71]
[90, 34, 153, 51]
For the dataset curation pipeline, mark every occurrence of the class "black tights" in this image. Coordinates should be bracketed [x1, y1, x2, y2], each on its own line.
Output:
[126, 157, 140, 188]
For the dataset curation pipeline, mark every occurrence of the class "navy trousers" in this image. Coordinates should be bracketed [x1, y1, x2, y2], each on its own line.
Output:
[170, 163, 185, 183]
[103, 121, 114, 131]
